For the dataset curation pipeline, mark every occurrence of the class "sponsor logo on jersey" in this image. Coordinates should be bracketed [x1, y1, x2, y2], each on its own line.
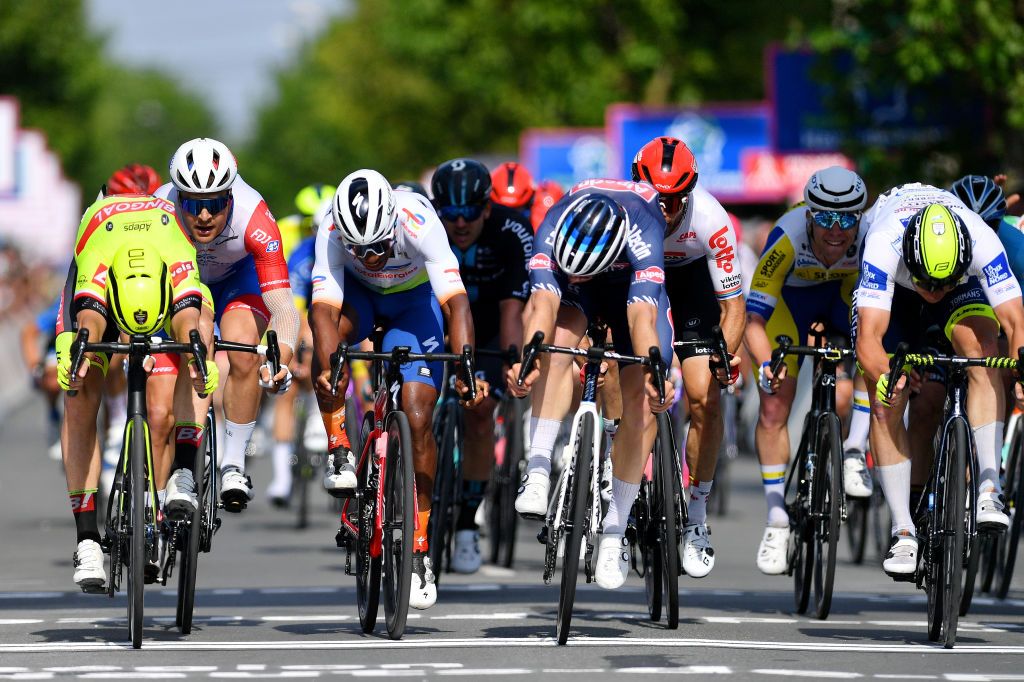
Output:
[170, 261, 195, 287]
[502, 219, 534, 256]
[570, 179, 658, 201]
[626, 224, 652, 260]
[529, 253, 555, 271]
[401, 208, 426, 226]
[250, 228, 274, 245]
[312, 275, 326, 284]
[708, 225, 735, 273]
[91, 264, 108, 288]
[633, 266, 665, 285]
[984, 253, 1011, 287]
[860, 261, 888, 291]
[759, 248, 786, 278]
[266, 240, 280, 253]
[674, 230, 697, 242]
[123, 221, 150, 232]
[444, 268, 464, 286]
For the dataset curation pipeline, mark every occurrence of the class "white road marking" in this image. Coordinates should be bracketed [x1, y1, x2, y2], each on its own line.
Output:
[429, 612, 528, 620]
[752, 670, 861, 679]
[705, 617, 797, 625]
[0, 592, 62, 599]
[0, 620, 42, 625]
[873, 676, 937, 680]
[619, 666, 733, 674]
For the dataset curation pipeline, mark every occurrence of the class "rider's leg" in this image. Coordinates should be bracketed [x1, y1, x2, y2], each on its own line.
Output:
[460, 394, 496, 528]
[754, 376, 798, 528]
[601, 364, 655, 533]
[681, 353, 723, 525]
[268, 366, 297, 503]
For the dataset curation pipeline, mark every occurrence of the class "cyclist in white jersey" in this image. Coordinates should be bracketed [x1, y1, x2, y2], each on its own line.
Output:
[855, 183, 1024, 577]
[310, 169, 486, 610]
[632, 136, 745, 578]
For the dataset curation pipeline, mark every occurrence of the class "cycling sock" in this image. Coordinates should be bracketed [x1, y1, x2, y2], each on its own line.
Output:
[456, 480, 487, 530]
[526, 417, 561, 477]
[602, 477, 640, 535]
[974, 421, 1003, 494]
[876, 459, 914, 535]
[220, 419, 256, 472]
[322, 405, 352, 451]
[70, 489, 100, 544]
[172, 421, 204, 474]
[843, 391, 871, 453]
[687, 480, 714, 525]
[415, 509, 430, 554]
[761, 464, 788, 527]
[271, 441, 293, 489]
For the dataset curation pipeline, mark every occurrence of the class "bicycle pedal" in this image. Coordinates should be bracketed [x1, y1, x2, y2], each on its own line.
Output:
[325, 488, 356, 500]
[885, 569, 917, 584]
[536, 526, 549, 545]
[79, 582, 107, 595]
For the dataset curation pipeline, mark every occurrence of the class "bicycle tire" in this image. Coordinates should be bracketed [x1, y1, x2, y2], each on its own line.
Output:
[294, 423, 311, 530]
[176, 430, 206, 634]
[846, 497, 869, 565]
[638, 480, 662, 622]
[655, 412, 680, 629]
[928, 418, 967, 647]
[978, 534, 997, 594]
[356, 411, 381, 634]
[811, 413, 842, 620]
[490, 396, 524, 568]
[556, 412, 595, 646]
[200, 408, 219, 554]
[428, 400, 458, 584]
[127, 416, 146, 649]
[960, 527, 981, 616]
[997, 419, 1024, 599]
[871, 487, 890, 562]
[383, 410, 414, 640]
[791, 431, 813, 615]
[104, 450, 126, 597]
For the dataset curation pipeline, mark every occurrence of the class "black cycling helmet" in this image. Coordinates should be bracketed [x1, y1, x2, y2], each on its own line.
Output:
[392, 180, 429, 199]
[431, 158, 492, 208]
[949, 175, 1007, 230]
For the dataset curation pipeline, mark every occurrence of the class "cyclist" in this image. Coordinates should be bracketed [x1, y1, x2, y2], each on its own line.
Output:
[430, 158, 533, 573]
[530, 179, 565, 233]
[855, 183, 1024, 578]
[55, 193, 210, 591]
[155, 137, 298, 514]
[744, 167, 873, 574]
[310, 169, 487, 609]
[490, 161, 535, 217]
[266, 183, 334, 505]
[630, 136, 744, 578]
[507, 179, 675, 591]
[21, 295, 62, 460]
[950, 175, 1024, 280]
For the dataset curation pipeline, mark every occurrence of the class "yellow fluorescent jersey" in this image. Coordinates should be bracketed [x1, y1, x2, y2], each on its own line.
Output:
[277, 213, 304, 262]
[746, 205, 863, 321]
[72, 195, 203, 319]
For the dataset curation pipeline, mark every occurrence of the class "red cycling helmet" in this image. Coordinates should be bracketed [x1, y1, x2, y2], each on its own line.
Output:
[490, 162, 536, 209]
[630, 137, 698, 196]
[530, 179, 565, 232]
[107, 163, 163, 196]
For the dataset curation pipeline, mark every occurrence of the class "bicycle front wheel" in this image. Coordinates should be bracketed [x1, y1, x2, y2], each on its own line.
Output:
[383, 410, 414, 640]
[655, 412, 680, 629]
[637, 479, 662, 622]
[557, 412, 595, 645]
[791, 434, 813, 614]
[811, 413, 843, 620]
[176, 427, 207, 634]
[928, 418, 967, 648]
[356, 411, 381, 634]
[997, 418, 1024, 599]
[126, 416, 147, 649]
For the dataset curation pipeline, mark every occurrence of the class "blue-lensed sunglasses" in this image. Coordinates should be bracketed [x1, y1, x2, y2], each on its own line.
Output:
[811, 209, 860, 231]
[439, 203, 486, 222]
[180, 193, 232, 217]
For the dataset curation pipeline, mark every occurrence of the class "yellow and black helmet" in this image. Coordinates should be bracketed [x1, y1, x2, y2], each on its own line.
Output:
[106, 242, 172, 335]
[901, 203, 972, 291]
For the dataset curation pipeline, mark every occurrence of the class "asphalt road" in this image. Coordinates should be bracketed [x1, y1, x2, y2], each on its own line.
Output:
[3, 392, 1024, 680]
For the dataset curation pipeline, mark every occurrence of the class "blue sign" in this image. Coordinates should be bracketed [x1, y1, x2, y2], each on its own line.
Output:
[606, 103, 772, 202]
[520, 128, 609, 189]
[769, 46, 985, 152]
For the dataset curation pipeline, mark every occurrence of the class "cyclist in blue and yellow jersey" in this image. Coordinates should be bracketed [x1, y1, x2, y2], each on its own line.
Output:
[744, 167, 873, 575]
[431, 158, 533, 574]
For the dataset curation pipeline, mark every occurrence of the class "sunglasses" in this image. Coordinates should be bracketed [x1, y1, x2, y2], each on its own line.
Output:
[180, 193, 232, 217]
[811, 209, 860, 231]
[911, 276, 956, 293]
[346, 238, 393, 260]
[439, 203, 486, 222]
[658, 192, 688, 217]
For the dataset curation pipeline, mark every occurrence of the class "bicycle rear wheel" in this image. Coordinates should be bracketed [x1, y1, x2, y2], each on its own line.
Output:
[383, 410, 415, 640]
[556, 412, 594, 646]
[846, 497, 869, 565]
[489, 396, 524, 567]
[997, 420, 1024, 599]
[176, 432, 206, 634]
[637, 480, 662, 622]
[928, 418, 967, 647]
[960, 528, 981, 616]
[812, 413, 842, 619]
[429, 400, 458, 583]
[126, 416, 147, 649]
[791, 435, 813, 614]
[655, 412, 680, 629]
[356, 411, 381, 634]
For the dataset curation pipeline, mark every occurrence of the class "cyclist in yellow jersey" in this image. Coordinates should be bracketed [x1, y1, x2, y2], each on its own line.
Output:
[55, 193, 215, 591]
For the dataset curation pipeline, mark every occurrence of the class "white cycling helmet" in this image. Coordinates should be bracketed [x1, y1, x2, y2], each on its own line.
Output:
[804, 166, 867, 212]
[552, 194, 628, 277]
[169, 137, 238, 194]
[332, 169, 397, 245]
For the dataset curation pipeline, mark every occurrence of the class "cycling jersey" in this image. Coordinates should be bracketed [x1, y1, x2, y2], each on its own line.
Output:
[287, 235, 316, 313]
[748, 205, 862, 321]
[311, 190, 466, 306]
[998, 219, 1024, 284]
[857, 183, 1023, 311]
[58, 195, 202, 334]
[663, 185, 743, 301]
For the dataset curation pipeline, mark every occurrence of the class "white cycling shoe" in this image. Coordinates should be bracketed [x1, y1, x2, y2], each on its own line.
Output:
[682, 523, 715, 578]
[756, 525, 790, 575]
[303, 411, 329, 452]
[164, 468, 198, 521]
[843, 450, 873, 498]
[220, 467, 254, 512]
[323, 448, 357, 497]
[978, 491, 1010, 532]
[883, 532, 918, 578]
[410, 553, 437, 610]
[452, 529, 482, 574]
[595, 533, 630, 589]
[515, 473, 549, 519]
[73, 539, 106, 592]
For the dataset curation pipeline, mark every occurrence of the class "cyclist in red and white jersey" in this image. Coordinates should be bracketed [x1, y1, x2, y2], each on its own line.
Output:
[154, 138, 298, 515]
[632, 136, 745, 578]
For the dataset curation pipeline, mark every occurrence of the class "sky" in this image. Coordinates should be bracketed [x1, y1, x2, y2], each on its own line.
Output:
[86, 0, 349, 142]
